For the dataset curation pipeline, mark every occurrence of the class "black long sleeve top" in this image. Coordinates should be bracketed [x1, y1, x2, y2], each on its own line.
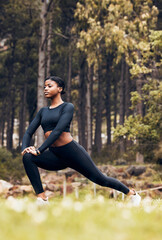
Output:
[21, 102, 74, 153]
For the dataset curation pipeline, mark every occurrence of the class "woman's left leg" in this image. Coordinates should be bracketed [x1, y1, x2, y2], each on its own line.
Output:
[53, 140, 130, 194]
[22, 149, 68, 195]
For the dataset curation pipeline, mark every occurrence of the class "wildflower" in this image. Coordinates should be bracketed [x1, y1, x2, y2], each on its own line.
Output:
[5, 196, 25, 213]
[74, 202, 83, 212]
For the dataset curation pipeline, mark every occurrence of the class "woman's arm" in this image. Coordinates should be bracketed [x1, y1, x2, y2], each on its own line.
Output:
[38, 103, 74, 153]
[21, 108, 43, 152]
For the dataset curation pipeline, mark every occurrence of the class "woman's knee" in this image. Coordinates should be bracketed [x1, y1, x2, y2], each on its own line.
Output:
[22, 153, 34, 164]
[89, 171, 108, 187]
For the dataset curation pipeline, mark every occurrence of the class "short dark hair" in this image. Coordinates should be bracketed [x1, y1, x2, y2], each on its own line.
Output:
[45, 76, 66, 95]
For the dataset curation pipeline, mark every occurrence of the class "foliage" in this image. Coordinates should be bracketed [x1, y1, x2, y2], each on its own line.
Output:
[75, 0, 158, 70]
[0, 148, 25, 182]
[130, 29, 162, 77]
[0, 0, 161, 164]
[0, 0, 40, 120]
[113, 80, 162, 158]
[91, 142, 136, 164]
[0, 196, 161, 240]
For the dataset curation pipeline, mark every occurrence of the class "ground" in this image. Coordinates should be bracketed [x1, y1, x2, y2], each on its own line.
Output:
[0, 192, 161, 240]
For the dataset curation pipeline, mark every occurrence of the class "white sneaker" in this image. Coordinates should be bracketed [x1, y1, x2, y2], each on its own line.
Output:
[36, 197, 49, 206]
[130, 192, 141, 206]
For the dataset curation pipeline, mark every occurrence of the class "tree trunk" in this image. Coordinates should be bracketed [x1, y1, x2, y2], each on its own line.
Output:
[119, 57, 125, 125]
[94, 64, 102, 153]
[0, 126, 1, 147]
[46, 8, 53, 77]
[136, 50, 144, 117]
[136, 78, 144, 116]
[125, 63, 132, 148]
[90, 68, 93, 144]
[106, 56, 112, 145]
[1, 118, 5, 147]
[37, 0, 47, 148]
[119, 57, 125, 153]
[136, 77, 144, 163]
[67, 41, 72, 102]
[136, 51, 144, 163]
[19, 82, 27, 147]
[11, 104, 15, 148]
[6, 40, 16, 151]
[6, 106, 12, 150]
[0, 103, 6, 147]
[7, 91, 15, 150]
[113, 76, 117, 129]
[125, 63, 131, 117]
[86, 65, 93, 155]
[78, 56, 87, 148]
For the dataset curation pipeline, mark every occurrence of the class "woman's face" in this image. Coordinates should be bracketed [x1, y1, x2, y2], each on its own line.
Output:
[44, 80, 62, 98]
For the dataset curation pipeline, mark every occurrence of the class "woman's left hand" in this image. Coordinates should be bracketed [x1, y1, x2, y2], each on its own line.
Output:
[21, 146, 38, 156]
[28, 147, 38, 156]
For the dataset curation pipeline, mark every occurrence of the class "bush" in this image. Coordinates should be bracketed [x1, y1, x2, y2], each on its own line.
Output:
[154, 142, 162, 164]
[0, 148, 25, 183]
[91, 143, 135, 165]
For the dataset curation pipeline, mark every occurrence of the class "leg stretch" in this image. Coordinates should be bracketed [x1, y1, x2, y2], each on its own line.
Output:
[22, 149, 68, 194]
[53, 141, 130, 194]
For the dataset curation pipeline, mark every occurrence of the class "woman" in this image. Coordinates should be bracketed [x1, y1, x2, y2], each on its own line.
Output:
[21, 76, 141, 205]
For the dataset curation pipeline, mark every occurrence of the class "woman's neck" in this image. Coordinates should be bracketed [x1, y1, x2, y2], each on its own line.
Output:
[50, 97, 64, 107]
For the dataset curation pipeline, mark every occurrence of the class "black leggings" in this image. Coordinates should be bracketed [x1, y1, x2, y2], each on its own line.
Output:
[22, 140, 130, 195]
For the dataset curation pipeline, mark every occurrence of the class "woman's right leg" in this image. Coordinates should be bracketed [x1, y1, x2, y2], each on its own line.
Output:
[22, 149, 68, 195]
[53, 141, 130, 194]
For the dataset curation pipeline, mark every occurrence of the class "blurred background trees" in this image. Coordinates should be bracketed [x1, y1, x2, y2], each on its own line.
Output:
[0, 0, 161, 165]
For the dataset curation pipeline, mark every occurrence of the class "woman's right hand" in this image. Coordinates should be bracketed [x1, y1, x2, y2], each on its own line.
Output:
[21, 146, 36, 156]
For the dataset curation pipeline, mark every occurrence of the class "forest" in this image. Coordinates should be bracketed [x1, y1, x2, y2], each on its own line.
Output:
[0, 0, 161, 165]
[0, 2, 162, 239]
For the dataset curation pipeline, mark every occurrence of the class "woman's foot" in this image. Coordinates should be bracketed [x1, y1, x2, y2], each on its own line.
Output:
[37, 192, 48, 201]
[36, 192, 49, 205]
[127, 188, 141, 206]
[36, 197, 49, 206]
[127, 188, 136, 196]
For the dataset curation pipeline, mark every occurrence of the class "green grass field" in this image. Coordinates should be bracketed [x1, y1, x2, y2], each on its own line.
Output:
[0, 194, 161, 240]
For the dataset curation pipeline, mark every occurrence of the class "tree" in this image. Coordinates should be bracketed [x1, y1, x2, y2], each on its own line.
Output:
[113, 29, 162, 161]
[0, 0, 40, 150]
[86, 65, 93, 155]
[37, 0, 47, 147]
[75, 0, 159, 157]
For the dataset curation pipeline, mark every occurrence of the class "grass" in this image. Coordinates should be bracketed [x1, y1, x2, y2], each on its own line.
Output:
[0, 193, 162, 240]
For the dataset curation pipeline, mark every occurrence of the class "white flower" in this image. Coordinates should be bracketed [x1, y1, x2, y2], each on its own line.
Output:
[85, 194, 92, 202]
[26, 202, 38, 216]
[6, 196, 25, 213]
[61, 197, 73, 209]
[74, 202, 83, 212]
[121, 209, 132, 219]
[52, 207, 62, 217]
[97, 195, 105, 204]
[32, 211, 47, 224]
